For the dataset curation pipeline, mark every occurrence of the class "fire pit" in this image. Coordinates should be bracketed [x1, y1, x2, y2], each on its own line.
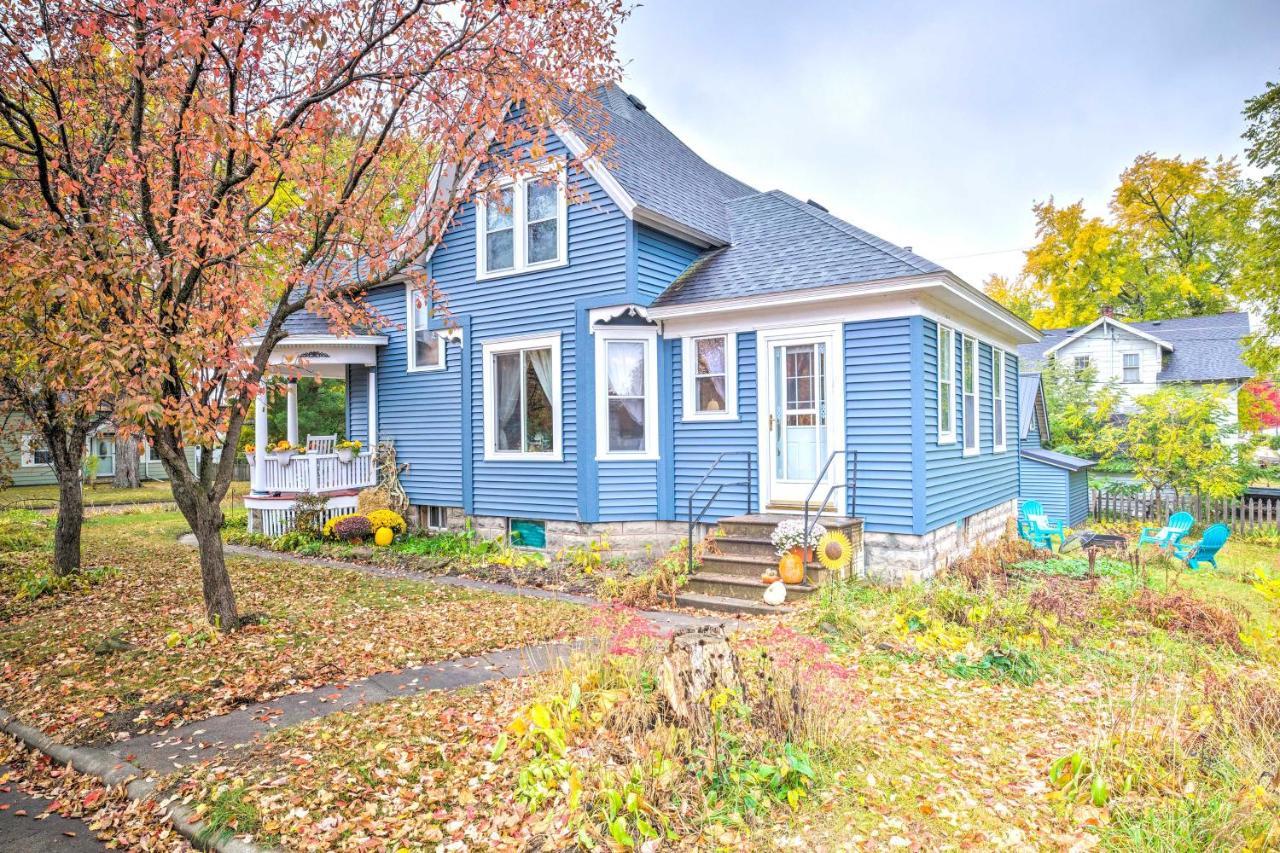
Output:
[1061, 531, 1129, 552]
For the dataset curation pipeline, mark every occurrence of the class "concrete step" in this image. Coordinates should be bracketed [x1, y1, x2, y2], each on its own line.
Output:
[716, 513, 860, 539]
[711, 535, 779, 561]
[685, 571, 818, 602]
[675, 591, 793, 616]
[700, 552, 838, 588]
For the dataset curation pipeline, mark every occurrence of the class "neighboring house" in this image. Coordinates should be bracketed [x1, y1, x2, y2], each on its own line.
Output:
[243, 85, 1040, 581]
[1016, 373, 1094, 527]
[2, 424, 188, 488]
[1017, 311, 1255, 427]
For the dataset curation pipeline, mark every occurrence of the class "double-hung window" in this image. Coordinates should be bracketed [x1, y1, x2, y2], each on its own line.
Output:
[962, 335, 979, 455]
[937, 324, 956, 444]
[20, 434, 52, 467]
[483, 334, 561, 460]
[476, 170, 567, 279]
[1073, 355, 1091, 374]
[406, 285, 445, 372]
[596, 330, 658, 459]
[682, 334, 737, 420]
[1122, 352, 1140, 384]
[992, 348, 1007, 452]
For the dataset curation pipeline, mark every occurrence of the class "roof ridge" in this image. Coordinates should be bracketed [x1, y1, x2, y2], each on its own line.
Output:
[764, 190, 939, 275]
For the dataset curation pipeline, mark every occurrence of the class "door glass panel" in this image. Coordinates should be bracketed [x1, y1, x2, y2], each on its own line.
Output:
[774, 342, 826, 482]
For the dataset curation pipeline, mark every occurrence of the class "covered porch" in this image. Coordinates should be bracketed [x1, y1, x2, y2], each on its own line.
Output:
[244, 330, 386, 535]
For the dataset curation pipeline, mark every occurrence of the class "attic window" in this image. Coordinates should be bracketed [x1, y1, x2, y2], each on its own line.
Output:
[476, 170, 567, 280]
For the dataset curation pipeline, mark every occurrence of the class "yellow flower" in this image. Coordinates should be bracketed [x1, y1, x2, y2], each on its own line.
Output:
[817, 530, 853, 571]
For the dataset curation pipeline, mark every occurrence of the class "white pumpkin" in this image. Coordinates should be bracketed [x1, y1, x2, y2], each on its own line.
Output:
[763, 580, 787, 607]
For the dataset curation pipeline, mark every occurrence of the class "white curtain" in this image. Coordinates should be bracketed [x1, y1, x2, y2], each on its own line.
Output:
[528, 347, 553, 403]
[495, 353, 522, 449]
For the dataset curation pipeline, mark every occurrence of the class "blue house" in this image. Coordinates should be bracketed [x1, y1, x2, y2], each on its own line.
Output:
[243, 85, 1041, 586]
[1016, 373, 1094, 528]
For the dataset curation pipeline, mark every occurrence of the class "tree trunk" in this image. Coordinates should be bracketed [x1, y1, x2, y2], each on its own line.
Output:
[112, 434, 141, 488]
[169, 474, 240, 631]
[52, 465, 83, 576]
[48, 427, 86, 577]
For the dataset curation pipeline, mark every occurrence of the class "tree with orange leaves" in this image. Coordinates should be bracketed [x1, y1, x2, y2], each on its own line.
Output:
[0, 0, 625, 628]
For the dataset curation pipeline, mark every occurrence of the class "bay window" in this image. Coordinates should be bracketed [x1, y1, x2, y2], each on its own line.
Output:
[596, 330, 658, 460]
[406, 285, 445, 372]
[483, 334, 561, 459]
[682, 333, 737, 420]
[962, 335, 978, 455]
[476, 170, 567, 279]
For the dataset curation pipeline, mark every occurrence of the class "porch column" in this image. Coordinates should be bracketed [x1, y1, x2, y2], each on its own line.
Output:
[285, 380, 299, 446]
[367, 367, 378, 451]
[253, 387, 268, 493]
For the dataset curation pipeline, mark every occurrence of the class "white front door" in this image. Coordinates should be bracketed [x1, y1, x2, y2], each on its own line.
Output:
[759, 326, 844, 512]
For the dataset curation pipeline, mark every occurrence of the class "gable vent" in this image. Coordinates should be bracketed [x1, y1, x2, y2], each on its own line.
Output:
[806, 199, 828, 212]
[625, 93, 647, 111]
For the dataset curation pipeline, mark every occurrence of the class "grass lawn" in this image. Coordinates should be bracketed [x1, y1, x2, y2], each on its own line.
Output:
[181, 535, 1280, 851]
[0, 510, 590, 744]
[0, 479, 249, 508]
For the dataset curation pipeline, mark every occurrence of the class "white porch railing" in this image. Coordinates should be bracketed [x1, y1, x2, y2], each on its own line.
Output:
[249, 451, 375, 494]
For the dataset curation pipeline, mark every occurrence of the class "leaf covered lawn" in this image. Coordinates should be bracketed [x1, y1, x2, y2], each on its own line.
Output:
[0, 511, 590, 744]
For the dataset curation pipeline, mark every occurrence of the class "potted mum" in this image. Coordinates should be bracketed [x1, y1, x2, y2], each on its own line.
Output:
[272, 439, 305, 466]
[335, 438, 362, 463]
[770, 518, 825, 563]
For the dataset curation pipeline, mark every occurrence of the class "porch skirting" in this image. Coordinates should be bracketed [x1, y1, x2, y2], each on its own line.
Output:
[861, 498, 1018, 584]
[246, 494, 359, 538]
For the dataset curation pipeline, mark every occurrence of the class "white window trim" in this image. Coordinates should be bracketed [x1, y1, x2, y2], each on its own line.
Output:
[937, 324, 956, 444]
[962, 334, 980, 457]
[425, 505, 448, 531]
[1122, 352, 1141, 384]
[19, 433, 46, 467]
[595, 328, 660, 461]
[992, 347, 1007, 453]
[681, 333, 738, 421]
[481, 332, 562, 462]
[474, 169, 569, 281]
[405, 283, 447, 373]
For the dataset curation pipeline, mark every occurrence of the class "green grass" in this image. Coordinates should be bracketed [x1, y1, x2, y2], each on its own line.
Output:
[0, 480, 249, 509]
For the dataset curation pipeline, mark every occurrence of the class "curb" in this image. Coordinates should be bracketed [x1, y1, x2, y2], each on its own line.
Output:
[0, 709, 269, 853]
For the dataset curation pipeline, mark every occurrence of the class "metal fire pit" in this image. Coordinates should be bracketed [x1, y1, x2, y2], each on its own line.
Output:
[1061, 531, 1129, 553]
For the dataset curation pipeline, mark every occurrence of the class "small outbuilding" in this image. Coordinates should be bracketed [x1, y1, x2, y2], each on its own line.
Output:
[1018, 374, 1095, 527]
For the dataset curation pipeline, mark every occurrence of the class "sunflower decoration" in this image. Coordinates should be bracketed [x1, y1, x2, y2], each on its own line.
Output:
[817, 530, 853, 572]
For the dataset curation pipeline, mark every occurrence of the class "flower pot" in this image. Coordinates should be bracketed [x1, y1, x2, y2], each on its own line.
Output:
[245, 451, 255, 465]
[274, 449, 294, 466]
[336, 447, 355, 463]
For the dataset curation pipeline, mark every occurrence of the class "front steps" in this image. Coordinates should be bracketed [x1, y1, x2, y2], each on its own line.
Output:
[677, 513, 863, 614]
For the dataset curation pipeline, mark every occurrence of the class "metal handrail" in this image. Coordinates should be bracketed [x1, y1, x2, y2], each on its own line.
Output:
[686, 450, 754, 576]
[801, 449, 859, 546]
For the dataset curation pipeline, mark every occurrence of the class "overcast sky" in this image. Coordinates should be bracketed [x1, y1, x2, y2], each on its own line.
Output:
[614, 0, 1280, 286]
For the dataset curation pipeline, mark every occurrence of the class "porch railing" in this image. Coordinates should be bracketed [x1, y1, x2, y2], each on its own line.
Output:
[249, 451, 375, 494]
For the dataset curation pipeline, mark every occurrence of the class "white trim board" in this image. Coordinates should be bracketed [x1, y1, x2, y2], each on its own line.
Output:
[681, 332, 739, 422]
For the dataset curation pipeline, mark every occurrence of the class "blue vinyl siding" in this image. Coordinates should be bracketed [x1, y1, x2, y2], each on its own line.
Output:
[845, 318, 914, 533]
[672, 332, 758, 521]
[1022, 415, 1042, 449]
[1067, 469, 1090, 526]
[635, 225, 701, 304]
[1019, 457, 1069, 523]
[424, 125, 628, 521]
[598, 461, 659, 521]
[346, 365, 369, 446]
[922, 319, 1020, 530]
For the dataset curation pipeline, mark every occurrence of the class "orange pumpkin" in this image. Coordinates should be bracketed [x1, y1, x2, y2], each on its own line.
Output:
[778, 549, 806, 585]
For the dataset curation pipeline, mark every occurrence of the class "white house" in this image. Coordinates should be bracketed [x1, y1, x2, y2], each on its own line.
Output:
[1018, 310, 1255, 427]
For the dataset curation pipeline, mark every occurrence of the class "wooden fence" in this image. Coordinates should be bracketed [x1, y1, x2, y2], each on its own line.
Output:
[1090, 489, 1280, 533]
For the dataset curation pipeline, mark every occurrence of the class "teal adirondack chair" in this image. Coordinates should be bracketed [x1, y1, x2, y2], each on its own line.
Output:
[1019, 500, 1065, 550]
[1173, 523, 1230, 570]
[1138, 511, 1195, 548]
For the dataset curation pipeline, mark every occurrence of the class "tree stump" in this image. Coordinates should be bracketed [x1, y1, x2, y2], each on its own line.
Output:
[659, 625, 739, 729]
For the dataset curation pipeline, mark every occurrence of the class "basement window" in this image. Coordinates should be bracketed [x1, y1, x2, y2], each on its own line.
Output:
[508, 518, 547, 549]
[425, 505, 448, 531]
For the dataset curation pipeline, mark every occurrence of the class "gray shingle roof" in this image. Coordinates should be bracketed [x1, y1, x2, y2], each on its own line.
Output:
[567, 85, 757, 244]
[1021, 446, 1095, 472]
[279, 307, 338, 336]
[651, 191, 946, 307]
[1017, 312, 1254, 383]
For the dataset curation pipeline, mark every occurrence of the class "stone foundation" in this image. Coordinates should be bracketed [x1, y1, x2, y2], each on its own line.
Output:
[411, 507, 701, 557]
[861, 498, 1018, 584]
